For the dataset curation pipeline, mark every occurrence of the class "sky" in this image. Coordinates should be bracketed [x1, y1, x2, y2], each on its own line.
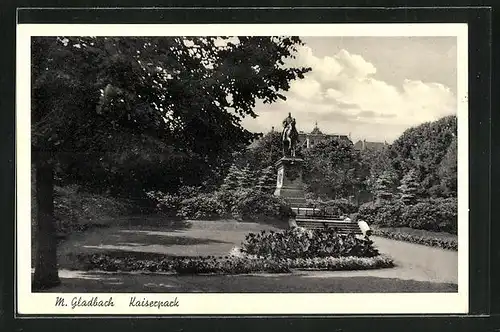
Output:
[241, 36, 457, 143]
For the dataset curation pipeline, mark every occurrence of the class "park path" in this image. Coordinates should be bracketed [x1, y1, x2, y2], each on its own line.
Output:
[370, 236, 458, 284]
[50, 218, 458, 292]
[304, 236, 458, 285]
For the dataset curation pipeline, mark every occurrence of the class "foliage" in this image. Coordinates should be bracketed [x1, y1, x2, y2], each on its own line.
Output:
[256, 165, 276, 194]
[438, 135, 458, 197]
[220, 164, 241, 192]
[177, 193, 226, 220]
[236, 164, 256, 188]
[388, 115, 457, 198]
[357, 201, 406, 227]
[283, 255, 394, 271]
[359, 146, 393, 191]
[371, 228, 458, 251]
[373, 170, 398, 202]
[148, 186, 294, 222]
[244, 131, 283, 170]
[32, 185, 130, 239]
[357, 198, 457, 234]
[398, 169, 420, 204]
[145, 185, 202, 214]
[241, 227, 380, 259]
[71, 251, 394, 274]
[72, 252, 290, 274]
[303, 137, 365, 200]
[401, 198, 458, 234]
[32, 36, 311, 195]
[230, 189, 294, 222]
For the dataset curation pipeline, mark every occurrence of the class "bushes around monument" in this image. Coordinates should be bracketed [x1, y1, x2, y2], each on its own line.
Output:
[147, 186, 294, 222]
[230, 189, 294, 221]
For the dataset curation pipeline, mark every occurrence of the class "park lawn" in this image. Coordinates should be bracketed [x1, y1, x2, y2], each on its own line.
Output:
[56, 216, 287, 270]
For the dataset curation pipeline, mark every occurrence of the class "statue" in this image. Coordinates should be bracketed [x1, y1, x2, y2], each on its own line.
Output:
[281, 112, 299, 158]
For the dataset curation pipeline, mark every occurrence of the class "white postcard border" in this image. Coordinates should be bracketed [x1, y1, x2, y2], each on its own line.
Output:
[16, 23, 469, 315]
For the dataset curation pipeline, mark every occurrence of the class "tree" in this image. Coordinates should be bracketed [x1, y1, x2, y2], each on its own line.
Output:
[256, 165, 276, 194]
[388, 115, 457, 197]
[237, 164, 255, 189]
[398, 169, 419, 204]
[31, 36, 310, 289]
[220, 164, 241, 192]
[373, 171, 397, 203]
[302, 137, 365, 199]
[438, 135, 457, 197]
[359, 146, 393, 201]
[244, 130, 282, 170]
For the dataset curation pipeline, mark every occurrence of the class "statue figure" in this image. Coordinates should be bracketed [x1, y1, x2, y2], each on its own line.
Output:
[281, 112, 299, 158]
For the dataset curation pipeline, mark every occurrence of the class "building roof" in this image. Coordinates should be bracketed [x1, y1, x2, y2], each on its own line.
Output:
[310, 121, 323, 135]
[354, 140, 388, 151]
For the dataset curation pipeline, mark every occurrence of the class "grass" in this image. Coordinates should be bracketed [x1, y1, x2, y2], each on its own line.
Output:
[31, 184, 134, 266]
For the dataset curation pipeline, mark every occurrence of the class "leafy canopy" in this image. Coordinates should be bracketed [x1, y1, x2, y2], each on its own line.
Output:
[32, 36, 311, 193]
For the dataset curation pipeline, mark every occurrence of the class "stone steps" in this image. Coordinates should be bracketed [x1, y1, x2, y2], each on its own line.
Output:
[295, 221, 363, 235]
[294, 216, 363, 235]
[285, 197, 308, 208]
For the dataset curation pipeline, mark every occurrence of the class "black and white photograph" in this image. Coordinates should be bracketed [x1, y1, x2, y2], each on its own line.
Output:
[17, 23, 469, 315]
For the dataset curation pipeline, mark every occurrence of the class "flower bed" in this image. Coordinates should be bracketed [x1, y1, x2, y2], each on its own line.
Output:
[69, 252, 394, 275]
[67, 227, 394, 275]
[241, 227, 380, 259]
[371, 227, 458, 251]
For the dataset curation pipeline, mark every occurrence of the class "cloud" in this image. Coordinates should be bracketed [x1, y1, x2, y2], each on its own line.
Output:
[244, 44, 457, 142]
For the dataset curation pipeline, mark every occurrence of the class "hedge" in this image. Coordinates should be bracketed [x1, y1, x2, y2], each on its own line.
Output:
[357, 198, 457, 234]
[147, 188, 294, 222]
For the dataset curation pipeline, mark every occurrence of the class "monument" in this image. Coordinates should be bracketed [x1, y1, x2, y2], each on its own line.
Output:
[274, 113, 307, 208]
[273, 114, 369, 236]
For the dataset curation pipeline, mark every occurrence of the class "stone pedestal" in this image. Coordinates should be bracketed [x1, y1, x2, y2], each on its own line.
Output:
[274, 157, 306, 207]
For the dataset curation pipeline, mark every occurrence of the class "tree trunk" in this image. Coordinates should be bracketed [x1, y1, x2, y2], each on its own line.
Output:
[32, 153, 60, 290]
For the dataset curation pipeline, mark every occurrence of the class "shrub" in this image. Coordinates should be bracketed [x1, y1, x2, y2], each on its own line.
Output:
[357, 201, 405, 227]
[145, 191, 182, 214]
[51, 185, 129, 235]
[402, 198, 457, 234]
[241, 227, 380, 259]
[231, 189, 294, 222]
[357, 198, 457, 234]
[146, 186, 202, 215]
[150, 186, 294, 222]
[177, 193, 225, 220]
[212, 189, 238, 215]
